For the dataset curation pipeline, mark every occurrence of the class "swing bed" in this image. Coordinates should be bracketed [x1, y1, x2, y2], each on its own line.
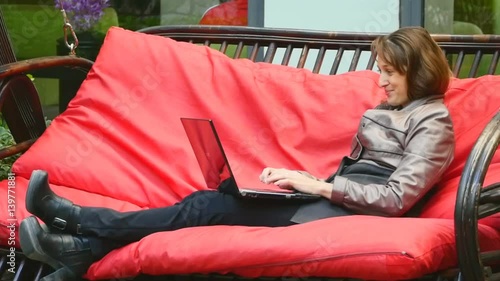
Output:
[0, 9, 499, 281]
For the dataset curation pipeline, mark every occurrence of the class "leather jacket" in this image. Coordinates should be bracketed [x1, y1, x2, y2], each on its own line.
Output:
[329, 96, 455, 217]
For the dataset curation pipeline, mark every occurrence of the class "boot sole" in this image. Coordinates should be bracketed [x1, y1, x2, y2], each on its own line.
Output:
[40, 267, 76, 281]
[19, 216, 62, 270]
[25, 170, 47, 216]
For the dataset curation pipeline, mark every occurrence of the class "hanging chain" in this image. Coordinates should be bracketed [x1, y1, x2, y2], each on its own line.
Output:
[61, 9, 79, 55]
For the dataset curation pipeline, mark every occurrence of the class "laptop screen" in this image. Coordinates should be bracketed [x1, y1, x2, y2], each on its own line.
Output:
[181, 118, 234, 190]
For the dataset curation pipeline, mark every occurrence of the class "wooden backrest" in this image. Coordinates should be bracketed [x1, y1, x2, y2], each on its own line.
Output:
[0, 9, 17, 65]
[0, 9, 46, 147]
[138, 25, 500, 78]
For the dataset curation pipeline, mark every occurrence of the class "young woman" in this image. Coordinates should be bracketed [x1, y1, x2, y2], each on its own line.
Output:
[19, 26, 455, 281]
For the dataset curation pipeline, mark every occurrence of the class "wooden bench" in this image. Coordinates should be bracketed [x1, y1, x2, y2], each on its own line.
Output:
[0, 25, 499, 281]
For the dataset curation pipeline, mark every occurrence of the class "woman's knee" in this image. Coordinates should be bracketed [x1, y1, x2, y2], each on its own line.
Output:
[182, 190, 225, 209]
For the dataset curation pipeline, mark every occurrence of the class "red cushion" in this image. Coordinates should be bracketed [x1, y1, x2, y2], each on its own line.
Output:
[6, 27, 500, 279]
[12, 27, 386, 208]
[199, 0, 248, 26]
[420, 76, 500, 229]
[85, 217, 500, 280]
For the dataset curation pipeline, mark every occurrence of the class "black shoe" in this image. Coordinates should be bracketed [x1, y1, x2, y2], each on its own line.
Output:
[19, 216, 95, 281]
[26, 170, 82, 234]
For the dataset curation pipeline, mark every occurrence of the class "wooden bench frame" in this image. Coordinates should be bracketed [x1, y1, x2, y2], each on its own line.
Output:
[0, 25, 499, 281]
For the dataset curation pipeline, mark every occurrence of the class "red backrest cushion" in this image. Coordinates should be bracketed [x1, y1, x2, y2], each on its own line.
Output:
[421, 76, 500, 229]
[12, 27, 385, 208]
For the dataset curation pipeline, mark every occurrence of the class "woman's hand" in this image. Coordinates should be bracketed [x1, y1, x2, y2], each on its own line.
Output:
[259, 167, 333, 198]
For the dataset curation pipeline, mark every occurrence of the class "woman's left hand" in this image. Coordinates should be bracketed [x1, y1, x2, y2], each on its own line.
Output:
[259, 168, 332, 197]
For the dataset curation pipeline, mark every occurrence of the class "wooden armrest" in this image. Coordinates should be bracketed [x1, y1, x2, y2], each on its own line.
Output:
[455, 111, 500, 281]
[0, 140, 35, 159]
[0, 56, 93, 147]
[0, 56, 93, 80]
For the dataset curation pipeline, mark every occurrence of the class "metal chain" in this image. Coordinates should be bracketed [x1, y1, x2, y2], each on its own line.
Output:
[61, 9, 79, 55]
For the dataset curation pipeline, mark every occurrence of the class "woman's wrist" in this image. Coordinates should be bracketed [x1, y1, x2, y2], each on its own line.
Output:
[318, 182, 333, 199]
[296, 170, 323, 181]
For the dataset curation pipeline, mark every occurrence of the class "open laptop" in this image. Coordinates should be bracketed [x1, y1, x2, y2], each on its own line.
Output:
[181, 117, 321, 200]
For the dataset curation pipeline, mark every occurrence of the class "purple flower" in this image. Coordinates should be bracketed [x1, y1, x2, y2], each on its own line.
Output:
[55, 0, 110, 32]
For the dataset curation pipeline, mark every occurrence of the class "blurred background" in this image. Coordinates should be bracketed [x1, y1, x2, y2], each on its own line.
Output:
[0, 0, 498, 118]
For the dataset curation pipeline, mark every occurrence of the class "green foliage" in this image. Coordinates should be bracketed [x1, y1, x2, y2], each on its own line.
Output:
[0, 123, 19, 181]
[454, 0, 495, 34]
[0, 115, 51, 181]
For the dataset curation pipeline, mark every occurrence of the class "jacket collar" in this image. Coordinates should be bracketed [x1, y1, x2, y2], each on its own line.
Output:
[400, 96, 444, 112]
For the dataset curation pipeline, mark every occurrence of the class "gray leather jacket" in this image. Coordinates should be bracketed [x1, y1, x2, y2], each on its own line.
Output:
[329, 96, 455, 217]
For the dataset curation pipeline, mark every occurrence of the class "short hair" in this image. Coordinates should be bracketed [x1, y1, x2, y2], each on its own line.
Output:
[371, 26, 452, 101]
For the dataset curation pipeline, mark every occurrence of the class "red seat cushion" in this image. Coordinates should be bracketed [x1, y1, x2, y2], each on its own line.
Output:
[5, 27, 500, 280]
[85, 216, 500, 280]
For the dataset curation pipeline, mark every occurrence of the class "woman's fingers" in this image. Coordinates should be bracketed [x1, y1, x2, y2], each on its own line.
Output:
[260, 168, 306, 184]
[260, 167, 275, 183]
[274, 179, 294, 189]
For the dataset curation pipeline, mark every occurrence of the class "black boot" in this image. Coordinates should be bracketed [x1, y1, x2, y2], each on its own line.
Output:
[19, 216, 95, 281]
[26, 170, 82, 234]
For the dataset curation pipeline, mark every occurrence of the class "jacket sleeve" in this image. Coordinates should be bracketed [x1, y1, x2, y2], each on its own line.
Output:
[329, 107, 455, 217]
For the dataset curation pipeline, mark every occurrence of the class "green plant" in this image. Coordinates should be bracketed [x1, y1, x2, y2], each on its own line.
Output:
[0, 115, 52, 180]
[454, 0, 495, 34]
[0, 119, 19, 180]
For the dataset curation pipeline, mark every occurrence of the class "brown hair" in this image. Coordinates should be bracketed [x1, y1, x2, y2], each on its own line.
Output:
[371, 26, 452, 101]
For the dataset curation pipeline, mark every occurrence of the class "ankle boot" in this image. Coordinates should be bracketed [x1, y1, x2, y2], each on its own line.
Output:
[19, 216, 95, 281]
[25, 170, 82, 234]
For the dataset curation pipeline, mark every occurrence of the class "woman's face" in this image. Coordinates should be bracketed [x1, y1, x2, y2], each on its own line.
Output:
[377, 56, 410, 107]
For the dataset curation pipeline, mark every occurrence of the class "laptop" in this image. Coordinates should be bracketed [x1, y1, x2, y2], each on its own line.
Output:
[181, 117, 321, 200]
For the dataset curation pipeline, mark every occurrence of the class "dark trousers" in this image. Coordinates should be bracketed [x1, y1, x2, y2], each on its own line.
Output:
[82, 190, 352, 259]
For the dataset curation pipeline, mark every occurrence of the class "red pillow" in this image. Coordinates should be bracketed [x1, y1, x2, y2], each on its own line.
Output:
[420, 76, 500, 230]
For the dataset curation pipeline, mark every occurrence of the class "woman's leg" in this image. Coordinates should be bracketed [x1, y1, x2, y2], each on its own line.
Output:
[25, 171, 353, 258]
[80, 190, 304, 242]
[21, 170, 352, 279]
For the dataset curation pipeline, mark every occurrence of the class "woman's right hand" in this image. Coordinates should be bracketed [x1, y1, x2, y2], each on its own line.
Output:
[259, 167, 331, 198]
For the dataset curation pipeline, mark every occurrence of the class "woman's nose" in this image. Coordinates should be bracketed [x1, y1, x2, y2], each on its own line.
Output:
[379, 75, 389, 87]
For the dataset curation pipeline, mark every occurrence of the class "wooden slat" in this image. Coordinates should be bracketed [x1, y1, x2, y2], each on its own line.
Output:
[488, 50, 499, 75]
[297, 45, 310, 68]
[263, 42, 277, 63]
[0, 9, 17, 64]
[312, 46, 326, 74]
[480, 185, 500, 204]
[281, 44, 293, 66]
[453, 51, 465, 77]
[218, 41, 228, 53]
[330, 48, 344, 75]
[233, 42, 244, 59]
[249, 42, 259, 61]
[468, 50, 483, 78]
[478, 203, 500, 219]
[481, 250, 500, 264]
[349, 48, 362, 71]
[367, 52, 376, 70]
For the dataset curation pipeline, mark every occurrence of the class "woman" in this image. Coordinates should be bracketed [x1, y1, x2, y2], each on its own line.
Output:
[19, 26, 455, 281]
